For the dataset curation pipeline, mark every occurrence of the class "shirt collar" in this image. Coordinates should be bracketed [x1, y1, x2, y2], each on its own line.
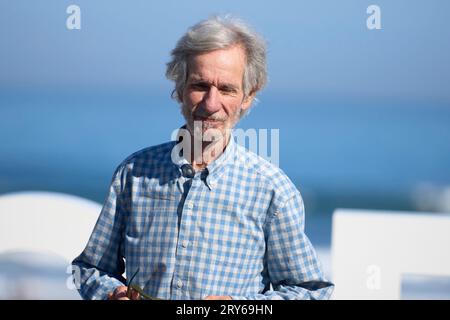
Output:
[205, 135, 236, 189]
[171, 127, 237, 190]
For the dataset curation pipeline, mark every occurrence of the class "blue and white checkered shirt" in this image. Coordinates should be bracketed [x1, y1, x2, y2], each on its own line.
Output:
[72, 136, 334, 300]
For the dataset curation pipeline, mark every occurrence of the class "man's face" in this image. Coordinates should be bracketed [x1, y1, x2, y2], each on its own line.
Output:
[181, 45, 254, 140]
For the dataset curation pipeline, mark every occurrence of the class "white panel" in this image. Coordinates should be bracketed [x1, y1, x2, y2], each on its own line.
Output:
[0, 191, 101, 263]
[331, 209, 450, 299]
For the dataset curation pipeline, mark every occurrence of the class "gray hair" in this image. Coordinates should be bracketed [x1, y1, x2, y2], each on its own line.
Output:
[166, 16, 267, 103]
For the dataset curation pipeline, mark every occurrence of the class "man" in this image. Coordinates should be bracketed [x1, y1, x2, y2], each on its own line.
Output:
[72, 16, 334, 300]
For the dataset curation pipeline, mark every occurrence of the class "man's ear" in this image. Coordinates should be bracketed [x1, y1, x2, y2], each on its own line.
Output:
[241, 91, 256, 111]
[177, 88, 185, 104]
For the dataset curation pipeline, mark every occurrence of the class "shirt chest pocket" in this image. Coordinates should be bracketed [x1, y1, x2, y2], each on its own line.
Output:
[124, 194, 179, 257]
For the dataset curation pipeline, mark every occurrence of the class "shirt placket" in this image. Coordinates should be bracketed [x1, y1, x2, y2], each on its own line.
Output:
[172, 174, 202, 299]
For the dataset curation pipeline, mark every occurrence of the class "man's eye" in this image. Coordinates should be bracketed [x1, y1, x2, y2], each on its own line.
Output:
[219, 87, 236, 94]
[191, 84, 208, 91]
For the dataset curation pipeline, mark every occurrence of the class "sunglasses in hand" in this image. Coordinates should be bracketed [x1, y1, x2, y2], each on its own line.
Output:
[126, 268, 163, 300]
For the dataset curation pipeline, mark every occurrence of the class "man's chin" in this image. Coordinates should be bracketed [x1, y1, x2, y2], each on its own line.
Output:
[192, 118, 222, 127]
[190, 120, 224, 131]
[188, 123, 230, 140]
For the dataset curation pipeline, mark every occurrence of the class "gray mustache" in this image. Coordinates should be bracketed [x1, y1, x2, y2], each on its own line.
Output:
[193, 115, 226, 121]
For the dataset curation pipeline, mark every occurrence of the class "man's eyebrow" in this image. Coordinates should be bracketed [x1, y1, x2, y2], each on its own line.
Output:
[188, 77, 240, 90]
[188, 78, 209, 85]
[187, 75, 206, 82]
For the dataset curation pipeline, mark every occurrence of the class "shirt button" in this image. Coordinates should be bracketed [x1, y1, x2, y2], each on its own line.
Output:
[182, 240, 188, 248]
[187, 202, 194, 209]
[177, 280, 183, 289]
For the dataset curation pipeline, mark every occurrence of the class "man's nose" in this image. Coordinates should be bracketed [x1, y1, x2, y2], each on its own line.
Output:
[201, 86, 221, 114]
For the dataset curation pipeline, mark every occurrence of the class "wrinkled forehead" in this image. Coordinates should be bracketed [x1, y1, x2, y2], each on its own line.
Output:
[186, 46, 246, 86]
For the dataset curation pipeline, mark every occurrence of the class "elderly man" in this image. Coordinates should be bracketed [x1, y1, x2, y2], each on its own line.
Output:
[72, 16, 334, 300]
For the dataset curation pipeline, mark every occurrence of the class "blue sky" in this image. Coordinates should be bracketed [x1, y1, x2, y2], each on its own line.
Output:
[1, 0, 449, 102]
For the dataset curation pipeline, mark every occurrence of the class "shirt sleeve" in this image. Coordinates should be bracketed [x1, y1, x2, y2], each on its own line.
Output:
[232, 191, 334, 300]
[71, 165, 128, 300]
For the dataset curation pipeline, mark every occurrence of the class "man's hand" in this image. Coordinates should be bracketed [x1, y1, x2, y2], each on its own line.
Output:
[204, 295, 232, 300]
[107, 285, 140, 300]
